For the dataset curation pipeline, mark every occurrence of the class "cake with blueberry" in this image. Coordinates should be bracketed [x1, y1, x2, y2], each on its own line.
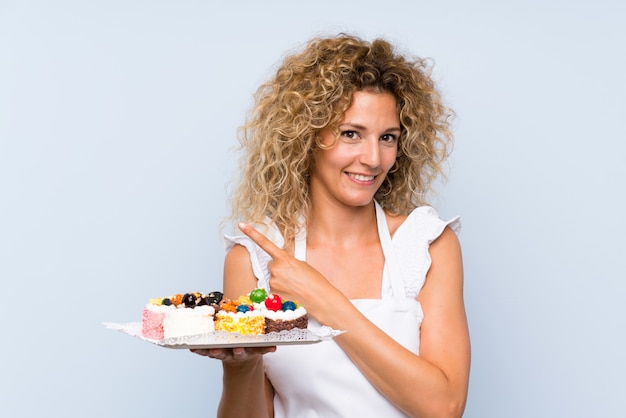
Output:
[251, 288, 308, 333]
[141, 291, 223, 340]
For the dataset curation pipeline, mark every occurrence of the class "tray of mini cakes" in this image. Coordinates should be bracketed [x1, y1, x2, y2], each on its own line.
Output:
[104, 289, 342, 349]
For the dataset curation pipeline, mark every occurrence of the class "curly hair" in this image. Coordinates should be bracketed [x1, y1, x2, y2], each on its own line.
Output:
[227, 33, 454, 244]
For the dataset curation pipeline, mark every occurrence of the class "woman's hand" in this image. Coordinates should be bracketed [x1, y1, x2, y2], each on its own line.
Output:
[237, 222, 344, 321]
[190, 346, 276, 364]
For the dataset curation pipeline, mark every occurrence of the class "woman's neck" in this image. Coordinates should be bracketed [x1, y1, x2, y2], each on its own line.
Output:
[306, 199, 379, 248]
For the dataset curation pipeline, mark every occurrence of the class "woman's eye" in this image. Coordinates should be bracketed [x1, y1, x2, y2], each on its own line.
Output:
[381, 134, 397, 143]
[341, 130, 359, 140]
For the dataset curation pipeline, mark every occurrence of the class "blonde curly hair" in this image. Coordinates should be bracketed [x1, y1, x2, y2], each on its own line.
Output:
[227, 34, 454, 244]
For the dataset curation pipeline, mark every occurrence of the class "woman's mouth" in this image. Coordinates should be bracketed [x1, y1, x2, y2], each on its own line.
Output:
[347, 173, 376, 182]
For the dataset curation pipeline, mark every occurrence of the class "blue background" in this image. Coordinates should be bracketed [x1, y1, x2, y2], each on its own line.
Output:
[1, 1, 625, 416]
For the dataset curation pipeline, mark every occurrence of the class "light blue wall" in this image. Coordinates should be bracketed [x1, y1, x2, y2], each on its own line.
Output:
[1, 1, 624, 416]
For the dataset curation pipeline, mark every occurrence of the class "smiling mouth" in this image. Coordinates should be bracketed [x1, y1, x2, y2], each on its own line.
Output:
[347, 173, 376, 182]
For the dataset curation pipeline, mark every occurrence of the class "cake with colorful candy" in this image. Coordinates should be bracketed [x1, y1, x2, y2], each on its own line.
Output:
[254, 288, 308, 333]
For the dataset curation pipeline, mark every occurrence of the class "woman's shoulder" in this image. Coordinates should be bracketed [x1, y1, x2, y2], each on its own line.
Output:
[224, 219, 284, 285]
[388, 205, 461, 243]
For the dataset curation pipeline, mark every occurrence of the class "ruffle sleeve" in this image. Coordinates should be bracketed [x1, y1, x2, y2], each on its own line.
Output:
[387, 206, 461, 299]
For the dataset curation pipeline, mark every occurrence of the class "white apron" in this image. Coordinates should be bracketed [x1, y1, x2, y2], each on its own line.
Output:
[263, 202, 424, 418]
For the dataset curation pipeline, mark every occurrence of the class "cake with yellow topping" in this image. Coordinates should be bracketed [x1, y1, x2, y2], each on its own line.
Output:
[214, 295, 266, 335]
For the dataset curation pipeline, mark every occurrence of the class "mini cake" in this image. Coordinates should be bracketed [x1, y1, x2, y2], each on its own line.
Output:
[249, 288, 309, 333]
[141, 291, 223, 340]
[214, 296, 266, 335]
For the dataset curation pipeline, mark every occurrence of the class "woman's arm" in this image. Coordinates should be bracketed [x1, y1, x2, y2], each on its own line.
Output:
[239, 222, 470, 418]
[192, 244, 275, 418]
[329, 226, 470, 417]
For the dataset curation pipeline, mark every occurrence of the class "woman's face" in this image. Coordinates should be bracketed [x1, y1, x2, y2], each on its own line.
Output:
[311, 90, 400, 209]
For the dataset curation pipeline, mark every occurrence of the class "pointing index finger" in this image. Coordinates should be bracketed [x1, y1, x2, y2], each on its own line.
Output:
[238, 222, 284, 259]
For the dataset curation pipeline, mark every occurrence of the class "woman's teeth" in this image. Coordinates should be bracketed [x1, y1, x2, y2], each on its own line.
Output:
[349, 173, 375, 181]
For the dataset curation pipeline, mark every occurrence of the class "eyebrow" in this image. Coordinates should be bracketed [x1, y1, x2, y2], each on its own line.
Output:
[339, 123, 401, 133]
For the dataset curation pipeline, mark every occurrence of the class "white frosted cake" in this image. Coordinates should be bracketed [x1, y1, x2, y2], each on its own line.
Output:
[141, 291, 223, 340]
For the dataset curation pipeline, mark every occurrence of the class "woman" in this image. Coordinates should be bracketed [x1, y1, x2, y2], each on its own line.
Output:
[193, 34, 470, 418]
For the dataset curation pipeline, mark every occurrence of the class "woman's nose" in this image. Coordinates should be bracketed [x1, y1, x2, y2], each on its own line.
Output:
[359, 138, 381, 167]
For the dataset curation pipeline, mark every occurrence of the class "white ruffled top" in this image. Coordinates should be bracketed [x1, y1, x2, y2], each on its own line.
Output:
[224, 205, 460, 299]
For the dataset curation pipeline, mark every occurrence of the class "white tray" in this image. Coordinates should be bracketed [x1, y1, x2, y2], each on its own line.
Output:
[104, 322, 342, 349]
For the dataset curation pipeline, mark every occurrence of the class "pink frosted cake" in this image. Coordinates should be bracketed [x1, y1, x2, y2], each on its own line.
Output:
[141, 291, 223, 340]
